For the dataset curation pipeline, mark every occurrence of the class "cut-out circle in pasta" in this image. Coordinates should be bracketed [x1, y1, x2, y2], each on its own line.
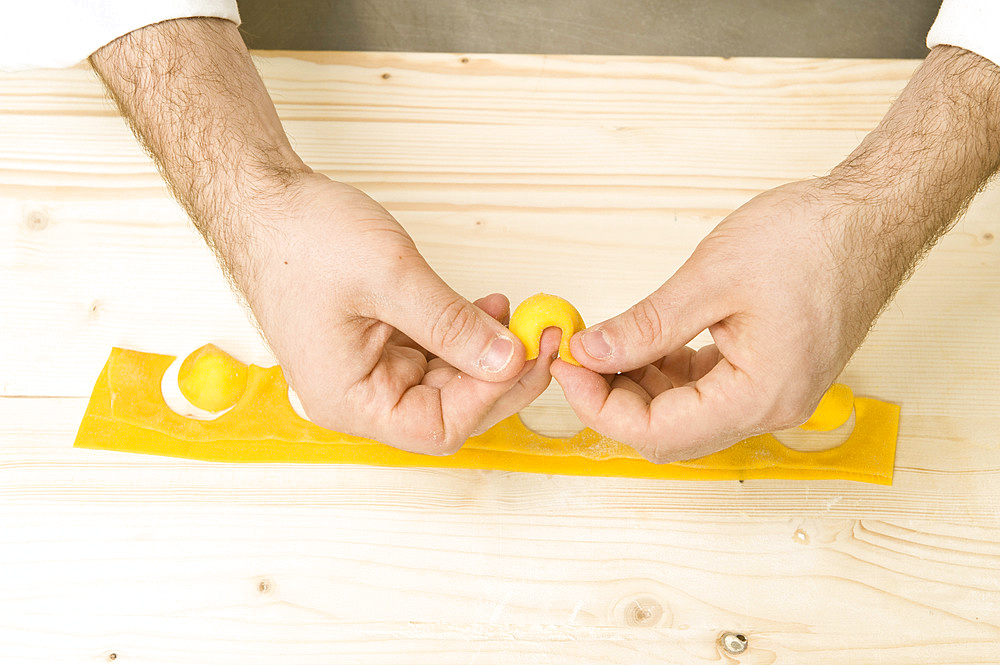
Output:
[775, 408, 856, 452]
[160, 356, 237, 421]
[287, 387, 312, 423]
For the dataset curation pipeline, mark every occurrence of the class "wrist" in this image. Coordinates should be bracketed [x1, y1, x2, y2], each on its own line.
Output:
[90, 16, 314, 286]
[204, 167, 322, 299]
[825, 46, 1000, 228]
[806, 47, 1000, 331]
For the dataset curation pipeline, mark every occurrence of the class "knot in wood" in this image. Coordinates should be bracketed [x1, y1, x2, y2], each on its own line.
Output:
[719, 631, 748, 654]
[24, 208, 49, 231]
[625, 597, 662, 627]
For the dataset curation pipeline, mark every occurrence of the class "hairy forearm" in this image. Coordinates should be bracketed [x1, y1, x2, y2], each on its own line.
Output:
[825, 46, 1000, 303]
[89, 18, 309, 274]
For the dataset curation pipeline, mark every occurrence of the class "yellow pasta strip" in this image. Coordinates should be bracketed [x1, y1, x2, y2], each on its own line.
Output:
[74, 348, 898, 484]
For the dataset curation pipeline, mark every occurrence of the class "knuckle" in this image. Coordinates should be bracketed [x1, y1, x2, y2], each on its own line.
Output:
[632, 432, 671, 465]
[418, 424, 464, 456]
[430, 298, 480, 351]
[640, 444, 669, 465]
[639, 440, 703, 465]
[627, 298, 665, 348]
[436, 435, 466, 456]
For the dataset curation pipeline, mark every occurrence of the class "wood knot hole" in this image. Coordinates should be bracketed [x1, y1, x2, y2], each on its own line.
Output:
[719, 631, 748, 654]
[24, 209, 49, 231]
[793, 528, 809, 545]
[625, 597, 662, 627]
[107, 653, 117, 662]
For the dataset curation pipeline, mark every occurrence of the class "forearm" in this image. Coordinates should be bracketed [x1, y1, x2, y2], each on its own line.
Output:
[825, 45, 1000, 307]
[89, 18, 309, 275]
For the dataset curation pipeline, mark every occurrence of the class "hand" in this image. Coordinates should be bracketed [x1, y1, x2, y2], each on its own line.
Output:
[551, 178, 894, 463]
[236, 172, 558, 453]
[88, 19, 558, 453]
[550, 47, 1000, 463]
[88, 15, 998, 461]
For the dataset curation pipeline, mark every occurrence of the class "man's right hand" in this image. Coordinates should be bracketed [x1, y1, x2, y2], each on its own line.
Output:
[234, 172, 558, 454]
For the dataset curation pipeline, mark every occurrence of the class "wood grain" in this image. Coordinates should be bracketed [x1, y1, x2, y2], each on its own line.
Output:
[1, 51, 998, 663]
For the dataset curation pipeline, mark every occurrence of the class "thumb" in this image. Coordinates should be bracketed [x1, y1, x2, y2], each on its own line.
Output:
[380, 266, 524, 382]
[571, 267, 728, 373]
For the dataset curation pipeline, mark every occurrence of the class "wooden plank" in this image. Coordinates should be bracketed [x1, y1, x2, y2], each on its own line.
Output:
[2, 399, 1000, 663]
[1, 51, 999, 663]
[1, 507, 998, 664]
[2, 398, 998, 522]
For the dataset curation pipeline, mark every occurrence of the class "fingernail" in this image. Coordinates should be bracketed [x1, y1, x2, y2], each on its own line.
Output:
[581, 328, 612, 360]
[480, 336, 514, 373]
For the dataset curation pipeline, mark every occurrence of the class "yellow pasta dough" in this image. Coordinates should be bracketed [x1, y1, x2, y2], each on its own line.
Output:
[801, 383, 854, 432]
[74, 347, 900, 484]
[177, 343, 248, 412]
[509, 293, 586, 365]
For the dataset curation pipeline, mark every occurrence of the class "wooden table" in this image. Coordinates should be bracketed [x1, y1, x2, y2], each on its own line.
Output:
[2, 51, 998, 664]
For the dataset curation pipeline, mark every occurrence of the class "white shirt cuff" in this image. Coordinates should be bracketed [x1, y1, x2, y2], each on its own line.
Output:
[0, 1, 241, 72]
[927, 0, 1000, 67]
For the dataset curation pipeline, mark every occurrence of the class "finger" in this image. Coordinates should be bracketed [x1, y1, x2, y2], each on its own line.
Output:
[425, 356, 452, 373]
[387, 329, 426, 356]
[396, 293, 512, 363]
[537, 325, 563, 361]
[421, 363, 454, 390]
[610, 374, 652, 403]
[393, 363, 549, 454]
[360, 368, 516, 454]
[355, 344, 429, 407]
[623, 364, 673, 398]
[551, 359, 653, 443]
[473, 326, 562, 434]
[421, 325, 558, 433]
[554, 355, 758, 464]
[380, 265, 524, 382]
[366, 328, 558, 454]
[474, 293, 511, 325]
[691, 344, 724, 381]
[643, 359, 759, 461]
[285, 319, 399, 422]
[570, 264, 730, 374]
[655, 344, 722, 386]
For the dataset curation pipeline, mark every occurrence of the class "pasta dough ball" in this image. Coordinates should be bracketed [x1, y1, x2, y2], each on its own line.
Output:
[509, 293, 586, 366]
[800, 383, 854, 431]
[177, 343, 248, 412]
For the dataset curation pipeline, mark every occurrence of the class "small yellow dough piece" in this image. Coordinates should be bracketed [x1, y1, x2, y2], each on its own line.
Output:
[177, 343, 248, 412]
[800, 383, 854, 432]
[509, 293, 586, 366]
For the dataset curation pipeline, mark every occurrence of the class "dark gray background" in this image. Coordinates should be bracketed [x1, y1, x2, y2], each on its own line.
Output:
[237, 0, 942, 59]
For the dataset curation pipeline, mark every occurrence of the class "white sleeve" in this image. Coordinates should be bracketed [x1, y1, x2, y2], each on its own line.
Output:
[0, 1, 241, 72]
[927, 0, 1000, 67]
